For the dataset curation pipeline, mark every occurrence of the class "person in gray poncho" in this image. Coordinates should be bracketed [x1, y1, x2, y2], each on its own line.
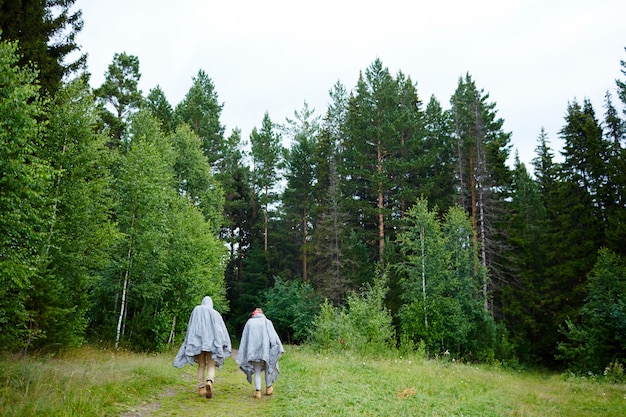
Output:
[236, 308, 285, 398]
[174, 296, 232, 398]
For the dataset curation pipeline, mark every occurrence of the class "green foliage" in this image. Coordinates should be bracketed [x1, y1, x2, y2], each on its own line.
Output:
[261, 277, 321, 344]
[95, 52, 143, 143]
[145, 85, 175, 133]
[0, 0, 86, 95]
[30, 78, 120, 351]
[174, 69, 225, 165]
[396, 199, 496, 360]
[0, 40, 54, 350]
[89, 111, 227, 351]
[557, 248, 626, 373]
[311, 271, 395, 356]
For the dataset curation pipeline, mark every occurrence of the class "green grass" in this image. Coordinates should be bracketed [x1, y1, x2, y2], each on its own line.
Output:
[1, 345, 625, 416]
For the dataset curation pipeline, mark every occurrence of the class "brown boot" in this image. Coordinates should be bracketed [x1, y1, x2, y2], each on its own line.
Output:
[198, 387, 207, 397]
[253, 390, 262, 399]
[266, 386, 274, 396]
[205, 380, 213, 399]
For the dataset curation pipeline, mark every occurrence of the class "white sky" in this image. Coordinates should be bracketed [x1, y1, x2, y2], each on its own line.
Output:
[75, 0, 626, 168]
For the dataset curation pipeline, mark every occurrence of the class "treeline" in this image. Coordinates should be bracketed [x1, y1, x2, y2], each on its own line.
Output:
[1, 2, 626, 373]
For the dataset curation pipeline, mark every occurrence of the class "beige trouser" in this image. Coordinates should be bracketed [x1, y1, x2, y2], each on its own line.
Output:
[197, 351, 217, 388]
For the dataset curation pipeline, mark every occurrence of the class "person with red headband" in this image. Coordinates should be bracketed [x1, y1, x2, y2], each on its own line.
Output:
[236, 308, 285, 398]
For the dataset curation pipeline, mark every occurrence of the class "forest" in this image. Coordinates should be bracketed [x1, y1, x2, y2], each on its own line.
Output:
[1, 1, 626, 374]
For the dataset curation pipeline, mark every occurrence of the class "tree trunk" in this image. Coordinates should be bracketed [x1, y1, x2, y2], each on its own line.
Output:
[116, 205, 136, 349]
[378, 139, 385, 265]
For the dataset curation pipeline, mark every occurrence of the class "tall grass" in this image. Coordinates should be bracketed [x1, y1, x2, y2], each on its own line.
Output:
[1, 345, 625, 416]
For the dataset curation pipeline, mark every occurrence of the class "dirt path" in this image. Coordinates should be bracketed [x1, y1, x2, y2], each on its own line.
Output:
[120, 348, 277, 417]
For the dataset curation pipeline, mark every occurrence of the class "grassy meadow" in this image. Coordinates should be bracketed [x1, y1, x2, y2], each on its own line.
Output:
[1, 345, 625, 416]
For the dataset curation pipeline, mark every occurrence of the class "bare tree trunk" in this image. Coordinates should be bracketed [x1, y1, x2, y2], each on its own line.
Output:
[167, 315, 177, 344]
[116, 206, 135, 349]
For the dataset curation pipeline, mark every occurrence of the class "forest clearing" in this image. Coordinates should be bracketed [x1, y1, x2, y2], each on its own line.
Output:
[2, 345, 625, 417]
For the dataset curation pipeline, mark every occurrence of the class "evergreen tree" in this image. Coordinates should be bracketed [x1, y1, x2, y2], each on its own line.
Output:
[343, 59, 423, 265]
[146, 85, 175, 133]
[421, 95, 455, 212]
[169, 123, 224, 228]
[500, 152, 547, 362]
[281, 102, 320, 281]
[557, 249, 626, 373]
[604, 90, 626, 258]
[174, 69, 225, 167]
[95, 52, 143, 145]
[0, 0, 86, 95]
[311, 82, 352, 302]
[217, 129, 255, 301]
[250, 112, 283, 257]
[535, 100, 607, 365]
[617, 47, 626, 113]
[449, 73, 512, 312]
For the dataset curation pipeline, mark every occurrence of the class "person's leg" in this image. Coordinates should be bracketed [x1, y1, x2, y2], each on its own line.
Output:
[206, 356, 216, 383]
[265, 365, 273, 395]
[253, 361, 262, 398]
[197, 352, 207, 396]
[205, 355, 216, 398]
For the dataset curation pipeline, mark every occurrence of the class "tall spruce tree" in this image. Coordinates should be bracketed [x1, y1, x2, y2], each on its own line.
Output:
[501, 151, 547, 363]
[146, 85, 175, 134]
[311, 82, 353, 302]
[0, 0, 86, 95]
[281, 102, 320, 281]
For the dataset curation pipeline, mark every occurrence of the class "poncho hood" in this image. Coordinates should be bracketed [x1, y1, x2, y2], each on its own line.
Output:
[173, 296, 232, 369]
[236, 313, 284, 385]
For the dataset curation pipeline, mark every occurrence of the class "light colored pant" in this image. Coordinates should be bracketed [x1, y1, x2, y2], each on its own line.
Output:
[197, 351, 216, 388]
[253, 361, 272, 391]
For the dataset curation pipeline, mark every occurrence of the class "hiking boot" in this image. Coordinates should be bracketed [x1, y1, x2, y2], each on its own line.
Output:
[205, 380, 213, 399]
[266, 386, 274, 396]
[198, 387, 206, 397]
[253, 390, 262, 399]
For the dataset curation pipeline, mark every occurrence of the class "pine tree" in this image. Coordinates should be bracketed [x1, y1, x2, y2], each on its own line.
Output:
[281, 102, 320, 281]
[343, 60, 424, 265]
[421, 95, 455, 212]
[250, 112, 283, 256]
[95, 52, 143, 145]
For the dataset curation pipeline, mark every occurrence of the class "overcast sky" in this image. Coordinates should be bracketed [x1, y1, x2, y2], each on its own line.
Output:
[75, 0, 625, 168]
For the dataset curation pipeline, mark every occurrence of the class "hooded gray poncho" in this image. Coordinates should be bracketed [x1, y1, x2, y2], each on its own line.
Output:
[173, 296, 232, 368]
[236, 312, 285, 384]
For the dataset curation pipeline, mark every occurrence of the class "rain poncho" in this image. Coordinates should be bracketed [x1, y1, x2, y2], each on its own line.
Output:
[174, 296, 232, 368]
[236, 310, 285, 384]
